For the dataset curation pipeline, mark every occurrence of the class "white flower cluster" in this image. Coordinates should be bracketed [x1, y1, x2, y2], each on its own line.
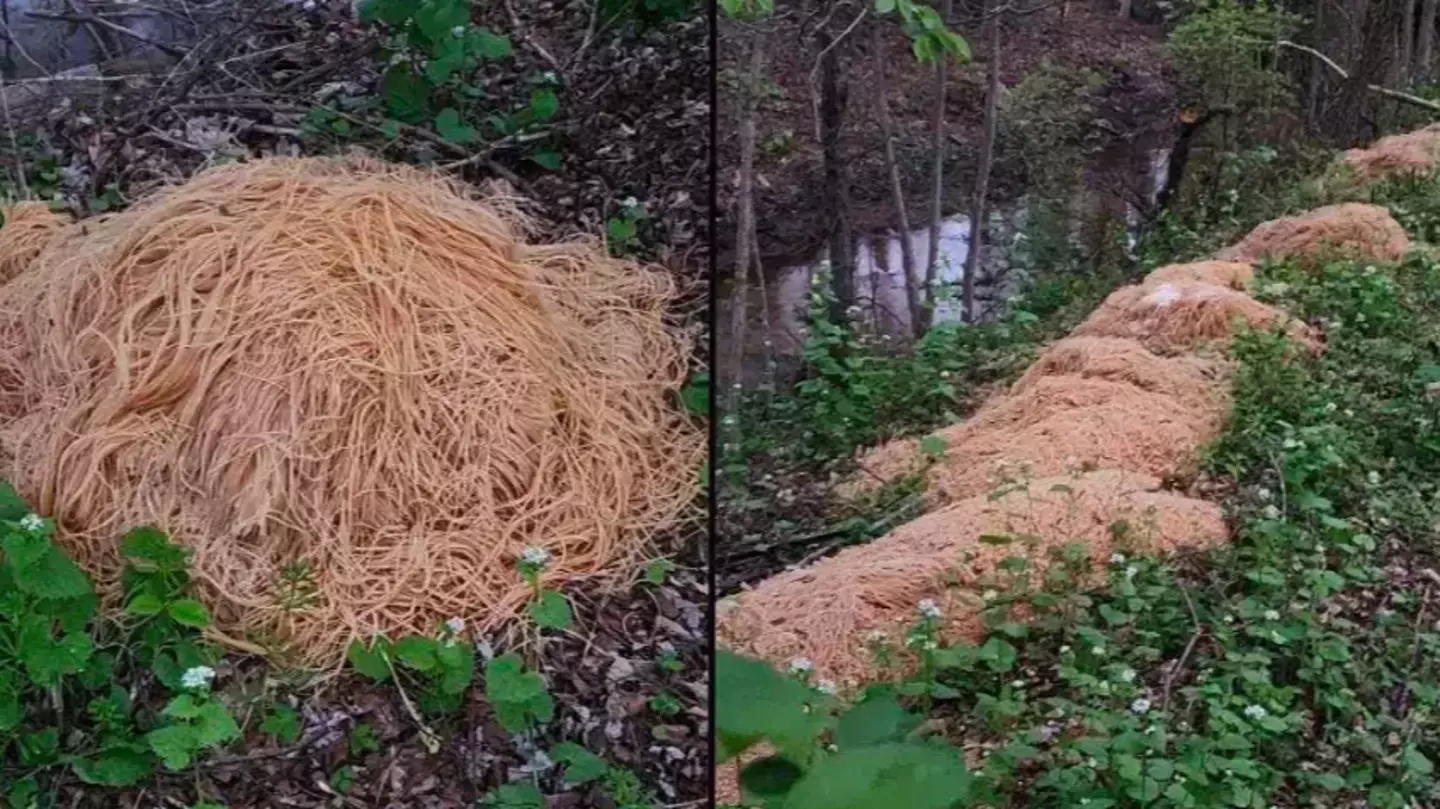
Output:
[181, 666, 216, 690]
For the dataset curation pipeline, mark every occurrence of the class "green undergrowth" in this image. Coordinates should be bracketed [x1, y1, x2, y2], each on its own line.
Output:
[0, 483, 683, 809]
[717, 177, 1440, 807]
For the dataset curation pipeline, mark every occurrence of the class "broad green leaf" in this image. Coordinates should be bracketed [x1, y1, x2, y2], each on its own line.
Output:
[835, 695, 920, 750]
[360, 0, 411, 25]
[167, 598, 211, 628]
[435, 640, 476, 694]
[434, 107, 480, 144]
[978, 637, 1017, 672]
[18, 728, 59, 766]
[381, 67, 434, 124]
[126, 591, 165, 617]
[71, 746, 154, 786]
[0, 690, 21, 732]
[527, 589, 573, 630]
[549, 741, 609, 784]
[194, 700, 241, 748]
[3, 530, 49, 573]
[18, 546, 93, 600]
[645, 558, 677, 585]
[413, 0, 469, 43]
[120, 526, 186, 573]
[0, 481, 30, 521]
[146, 724, 198, 770]
[19, 615, 93, 686]
[716, 650, 825, 763]
[781, 743, 971, 809]
[484, 653, 552, 731]
[470, 27, 513, 59]
[479, 782, 545, 808]
[394, 635, 439, 672]
[530, 88, 560, 121]
[347, 638, 393, 682]
[680, 373, 708, 416]
[531, 149, 562, 171]
[260, 704, 303, 744]
[1403, 745, 1433, 776]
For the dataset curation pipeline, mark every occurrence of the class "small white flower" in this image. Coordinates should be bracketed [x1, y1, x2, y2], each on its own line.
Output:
[917, 599, 942, 619]
[1244, 704, 1268, 720]
[1368, 471, 1381, 485]
[922, 640, 938, 651]
[981, 590, 998, 602]
[1011, 680, 1025, 689]
[939, 370, 950, 379]
[1264, 610, 1280, 621]
[1130, 697, 1152, 715]
[542, 71, 558, 83]
[181, 666, 216, 690]
[815, 679, 837, 695]
[789, 657, 814, 674]
[1117, 668, 1136, 683]
[1059, 645, 1071, 654]
[1092, 646, 1106, 656]
[864, 629, 888, 644]
[1257, 487, 1272, 501]
[445, 617, 466, 634]
[622, 196, 640, 209]
[451, 25, 466, 37]
[18, 513, 44, 532]
[1282, 437, 1302, 450]
[1125, 566, 1138, 580]
[520, 546, 551, 567]
[1262, 505, 1281, 520]
[1110, 552, 1126, 565]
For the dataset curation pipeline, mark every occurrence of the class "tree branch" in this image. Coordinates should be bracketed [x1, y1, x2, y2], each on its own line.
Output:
[1278, 39, 1440, 114]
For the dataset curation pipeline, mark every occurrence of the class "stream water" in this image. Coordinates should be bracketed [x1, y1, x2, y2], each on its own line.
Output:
[745, 146, 1175, 376]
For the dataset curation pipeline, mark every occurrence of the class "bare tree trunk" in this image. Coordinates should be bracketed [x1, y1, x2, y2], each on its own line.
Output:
[818, 25, 857, 324]
[1306, 0, 1326, 133]
[920, 0, 954, 336]
[724, 28, 766, 406]
[871, 23, 920, 337]
[1420, 0, 1437, 78]
[1118, 0, 1132, 20]
[1402, 0, 1416, 83]
[964, 0, 1000, 325]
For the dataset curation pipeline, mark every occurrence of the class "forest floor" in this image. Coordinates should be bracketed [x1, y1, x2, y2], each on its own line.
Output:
[0, 1, 710, 806]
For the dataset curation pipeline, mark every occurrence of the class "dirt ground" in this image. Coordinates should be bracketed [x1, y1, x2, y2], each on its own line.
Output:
[1, 1, 710, 805]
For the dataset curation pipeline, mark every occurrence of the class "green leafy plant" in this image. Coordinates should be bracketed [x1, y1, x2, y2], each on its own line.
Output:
[482, 652, 554, 732]
[346, 618, 475, 716]
[606, 196, 649, 257]
[0, 500, 239, 795]
[517, 547, 572, 631]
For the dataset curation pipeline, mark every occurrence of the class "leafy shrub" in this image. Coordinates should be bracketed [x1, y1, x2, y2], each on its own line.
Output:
[0, 491, 237, 799]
